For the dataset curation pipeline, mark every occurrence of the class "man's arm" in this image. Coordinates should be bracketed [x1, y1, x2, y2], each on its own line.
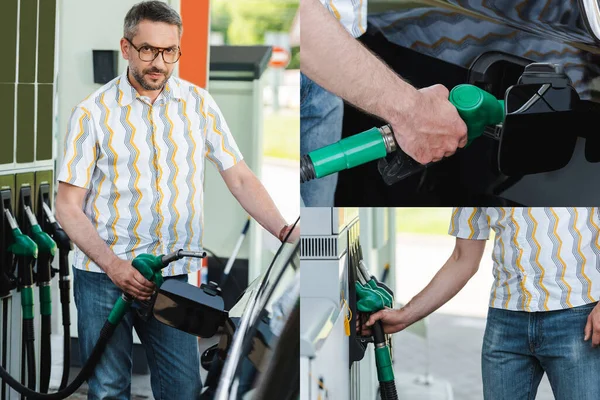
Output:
[301, 0, 467, 163]
[55, 182, 154, 299]
[365, 238, 486, 334]
[219, 161, 299, 243]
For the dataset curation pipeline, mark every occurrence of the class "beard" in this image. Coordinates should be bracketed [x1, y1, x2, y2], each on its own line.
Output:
[130, 65, 170, 91]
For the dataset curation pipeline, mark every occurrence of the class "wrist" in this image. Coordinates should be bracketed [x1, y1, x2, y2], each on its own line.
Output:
[380, 78, 420, 128]
[278, 224, 292, 242]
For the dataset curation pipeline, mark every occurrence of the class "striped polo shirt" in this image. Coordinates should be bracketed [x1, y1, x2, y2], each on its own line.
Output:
[449, 208, 600, 312]
[319, 0, 367, 38]
[58, 70, 242, 276]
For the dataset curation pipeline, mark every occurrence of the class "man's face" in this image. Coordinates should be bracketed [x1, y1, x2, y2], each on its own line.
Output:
[121, 20, 180, 91]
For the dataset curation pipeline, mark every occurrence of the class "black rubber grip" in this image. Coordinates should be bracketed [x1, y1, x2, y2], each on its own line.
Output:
[23, 318, 35, 342]
[300, 155, 316, 183]
[380, 379, 398, 400]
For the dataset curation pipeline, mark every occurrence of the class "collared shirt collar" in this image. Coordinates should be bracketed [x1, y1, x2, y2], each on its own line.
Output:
[117, 68, 182, 107]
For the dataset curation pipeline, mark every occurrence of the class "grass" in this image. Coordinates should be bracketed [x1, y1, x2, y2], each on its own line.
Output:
[263, 110, 300, 160]
[396, 208, 454, 235]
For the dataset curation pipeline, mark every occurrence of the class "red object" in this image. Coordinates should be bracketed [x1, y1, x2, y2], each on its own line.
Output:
[180, 0, 210, 88]
[197, 257, 209, 287]
[269, 46, 291, 69]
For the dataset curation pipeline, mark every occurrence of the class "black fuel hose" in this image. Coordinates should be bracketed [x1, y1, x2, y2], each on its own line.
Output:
[0, 319, 118, 399]
[2, 299, 8, 399]
[37, 250, 53, 394]
[39, 315, 52, 393]
[58, 295, 70, 391]
[24, 318, 36, 391]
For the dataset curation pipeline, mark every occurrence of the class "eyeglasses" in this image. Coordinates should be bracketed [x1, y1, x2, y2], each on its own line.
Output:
[125, 38, 182, 64]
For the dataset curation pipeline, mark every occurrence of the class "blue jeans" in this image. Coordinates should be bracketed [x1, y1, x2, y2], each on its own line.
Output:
[73, 268, 201, 400]
[300, 72, 343, 206]
[482, 303, 600, 400]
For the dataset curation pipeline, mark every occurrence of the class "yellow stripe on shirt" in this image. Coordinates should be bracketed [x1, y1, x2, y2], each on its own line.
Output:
[65, 111, 89, 183]
[511, 208, 532, 311]
[329, 0, 341, 20]
[527, 208, 550, 311]
[497, 208, 512, 309]
[467, 208, 478, 239]
[550, 207, 573, 308]
[99, 93, 121, 251]
[125, 104, 143, 257]
[573, 208, 594, 302]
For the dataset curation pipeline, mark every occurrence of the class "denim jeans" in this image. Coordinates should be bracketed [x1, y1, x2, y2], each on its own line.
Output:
[73, 268, 202, 400]
[482, 303, 600, 400]
[300, 72, 343, 207]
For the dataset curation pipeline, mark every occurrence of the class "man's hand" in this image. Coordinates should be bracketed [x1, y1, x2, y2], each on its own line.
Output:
[104, 259, 155, 300]
[584, 302, 600, 347]
[390, 84, 468, 164]
[361, 307, 412, 335]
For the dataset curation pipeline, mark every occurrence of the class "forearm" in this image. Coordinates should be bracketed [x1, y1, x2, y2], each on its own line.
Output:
[301, 0, 418, 123]
[228, 174, 287, 240]
[401, 244, 481, 325]
[55, 204, 119, 273]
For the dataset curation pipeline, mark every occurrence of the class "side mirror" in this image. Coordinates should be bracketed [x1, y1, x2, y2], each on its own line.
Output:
[153, 279, 228, 338]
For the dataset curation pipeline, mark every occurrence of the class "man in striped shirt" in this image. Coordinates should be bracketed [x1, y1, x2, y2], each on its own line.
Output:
[365, 207, 600, 399]
[300, 0, 467, 206]
[54, 2, 297, 399]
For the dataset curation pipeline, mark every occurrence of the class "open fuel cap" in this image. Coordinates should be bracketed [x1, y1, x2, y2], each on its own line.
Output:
[517, 63, 571, 88]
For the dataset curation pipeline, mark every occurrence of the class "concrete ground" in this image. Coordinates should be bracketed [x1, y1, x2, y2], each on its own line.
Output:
[393, 233, 554, 400]
[48, 334, 219, 399]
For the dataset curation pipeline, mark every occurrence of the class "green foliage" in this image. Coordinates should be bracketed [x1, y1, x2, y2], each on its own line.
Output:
[289, 46, 300, 70]
[211, 1, 232, 43]
[396, 208, 454, 235]
[212, 0, 299, 68]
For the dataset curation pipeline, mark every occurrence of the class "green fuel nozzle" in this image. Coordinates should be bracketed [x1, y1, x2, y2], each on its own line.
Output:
[4, 209, 37, 259]
[24, 206, 56, 258]
[108, 249, 207, 324]
[355, 260, 398, 399]
[4, 209, 37, 324]
[300, 84, 505, 184]
[450, 84, 505, 145]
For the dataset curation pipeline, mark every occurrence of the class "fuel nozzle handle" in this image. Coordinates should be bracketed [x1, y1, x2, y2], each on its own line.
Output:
[118, 250, 208, 323]
[449, 84, 505, 144]
[301, 84, 505, 183]
[300, 125, 395, 183]
[4, 209, 37, 259]
[24, 206, 57, 260]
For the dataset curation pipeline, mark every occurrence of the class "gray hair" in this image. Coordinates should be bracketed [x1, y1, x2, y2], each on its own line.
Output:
[124, 1, 183, 40]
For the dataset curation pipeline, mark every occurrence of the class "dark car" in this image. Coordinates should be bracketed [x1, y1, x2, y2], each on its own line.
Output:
[333, 0, 600, 206]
